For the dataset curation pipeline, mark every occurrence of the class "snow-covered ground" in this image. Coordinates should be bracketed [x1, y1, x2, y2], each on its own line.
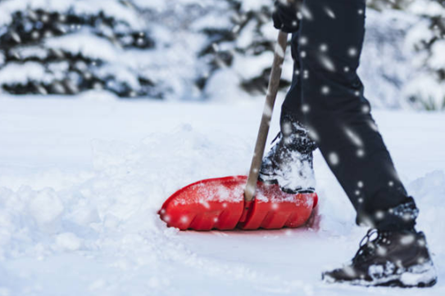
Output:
[0, 95, 444, 295]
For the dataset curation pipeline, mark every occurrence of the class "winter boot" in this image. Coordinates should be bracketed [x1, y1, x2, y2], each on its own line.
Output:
[322, 229, 437, 287]
[259, 112, 317, 193]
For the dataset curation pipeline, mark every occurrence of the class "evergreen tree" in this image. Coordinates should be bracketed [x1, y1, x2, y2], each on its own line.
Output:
[197, 0, 293, 99]
[0, 0, 443, 109]
[0, 0, 161, 98]
[403, 0, 445, 110]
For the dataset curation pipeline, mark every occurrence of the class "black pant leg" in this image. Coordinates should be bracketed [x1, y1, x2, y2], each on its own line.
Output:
[282, 32, 304, 120]
[294, 0, 417, 231]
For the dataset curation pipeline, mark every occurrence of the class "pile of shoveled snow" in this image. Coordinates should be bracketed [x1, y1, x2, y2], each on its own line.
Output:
[0, 96, 444, 295]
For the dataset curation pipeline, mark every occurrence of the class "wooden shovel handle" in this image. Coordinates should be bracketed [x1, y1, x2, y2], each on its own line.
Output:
[244, 30, 288, 202]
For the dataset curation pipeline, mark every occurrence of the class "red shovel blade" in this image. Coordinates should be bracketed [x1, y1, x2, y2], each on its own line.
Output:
[159, 176, 318, 231]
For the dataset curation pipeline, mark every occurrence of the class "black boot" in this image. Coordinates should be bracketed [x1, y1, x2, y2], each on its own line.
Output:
[322, 229, 437, 287]
[259, 112, 317, 193]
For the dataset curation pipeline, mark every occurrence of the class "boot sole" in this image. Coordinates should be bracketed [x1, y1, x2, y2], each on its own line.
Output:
[322, 262, 438, 288]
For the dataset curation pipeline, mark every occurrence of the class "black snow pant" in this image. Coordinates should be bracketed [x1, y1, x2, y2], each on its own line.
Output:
[282, 0, 418, 231]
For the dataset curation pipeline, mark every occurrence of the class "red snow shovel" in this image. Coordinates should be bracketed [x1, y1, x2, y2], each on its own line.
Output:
[159, 29, 318, 231]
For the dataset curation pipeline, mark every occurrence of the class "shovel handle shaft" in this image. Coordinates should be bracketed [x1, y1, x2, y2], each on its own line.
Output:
[244, 31, 288, 202]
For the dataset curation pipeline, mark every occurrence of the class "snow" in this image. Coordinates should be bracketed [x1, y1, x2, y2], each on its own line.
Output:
[45, 33, 119, 61]
[0, 0, 145, 29]
[429, 40, 445, 69]
[0, 94, 444, 295]
[0, 62, 46, 85]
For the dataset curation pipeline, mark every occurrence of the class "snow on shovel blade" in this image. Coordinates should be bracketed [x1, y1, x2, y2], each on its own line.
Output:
[159, 176, 318, 231]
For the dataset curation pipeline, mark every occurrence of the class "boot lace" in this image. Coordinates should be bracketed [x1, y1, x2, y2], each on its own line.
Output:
[271, 132, 281, 145]
[352, 229, 385, 264]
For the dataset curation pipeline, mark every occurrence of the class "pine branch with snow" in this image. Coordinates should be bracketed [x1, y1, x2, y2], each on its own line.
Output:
[0, 0, 162, 98]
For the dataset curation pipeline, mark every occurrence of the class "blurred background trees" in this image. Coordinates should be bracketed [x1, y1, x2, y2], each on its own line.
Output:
[0, 0, 444, 109]
[0, 0, 163, 98]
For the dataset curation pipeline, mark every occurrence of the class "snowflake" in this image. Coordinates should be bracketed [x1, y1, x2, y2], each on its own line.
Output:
[348, 48, 358, 57]
[400, 234, 415, 245]
[31, 31, 40, 39]
[375, 211, 385, 220]
[321, 86, 330, 95]
[328, 152, 339, 166]
[297, 12, 303, 20]
[362, 104, 370, 113]
[41, 14, 49, 23]
[320, 56, 336, 72]
[324, 7, 336, 19]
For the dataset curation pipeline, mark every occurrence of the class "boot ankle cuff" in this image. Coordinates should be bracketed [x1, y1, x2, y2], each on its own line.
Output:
[358, 197, 419, 232]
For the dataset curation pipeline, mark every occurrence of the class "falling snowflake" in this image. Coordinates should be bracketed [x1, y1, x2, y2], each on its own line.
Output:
[31, 31, 40, 39]
[301, 5, 313, 20]
[320, 44, 328, 52]
[400, 234, 415, 245]
[328, 152, 339, 166]
[275, 43, 285, 58]
[321, 86, 330, 95]
[368, 121, 379, 132]
[375, 211, 385, 220]
[297, 12, 303, 20]
[362, 104, 370, 113]
[282, 122, 292, 134]
[307, 127, 320, 141]
[302, 104, 310, 113]
[348, 48, 358, 57]
[320, 55, 336, 72]
[344, 127, 363, 147]
[324, 7, 336, 19]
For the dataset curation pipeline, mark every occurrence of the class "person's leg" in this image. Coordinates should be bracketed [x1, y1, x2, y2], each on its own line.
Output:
[298, 0, 417, 231]
[259, 29, 318, 193]
[296, 1, 437, 287]
[281, 32, 304, 120]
